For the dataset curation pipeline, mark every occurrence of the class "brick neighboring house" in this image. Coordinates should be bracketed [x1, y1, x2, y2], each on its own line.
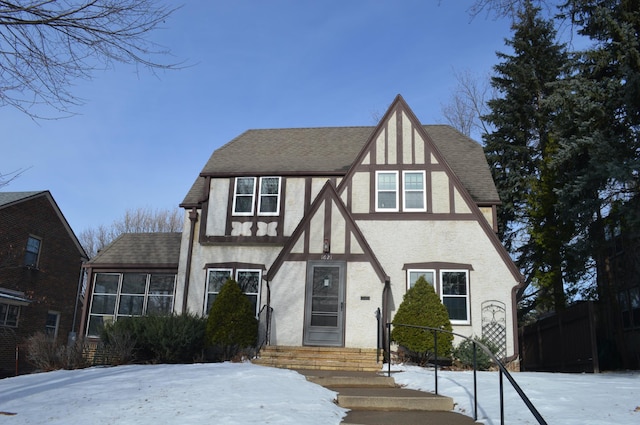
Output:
[0, 191, 88, 376]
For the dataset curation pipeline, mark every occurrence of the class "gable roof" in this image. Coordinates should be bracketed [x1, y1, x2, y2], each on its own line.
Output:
[181, 124, 498, 207]
[86, 233, 181, 267]
[0, 190, 88, 260]
[0, 191, 48, 208]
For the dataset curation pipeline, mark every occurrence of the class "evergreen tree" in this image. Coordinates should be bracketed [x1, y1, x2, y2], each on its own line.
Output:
[391, 277, 453, 362]
[206, 279, 258, 361]
[483, 1, 571, 312]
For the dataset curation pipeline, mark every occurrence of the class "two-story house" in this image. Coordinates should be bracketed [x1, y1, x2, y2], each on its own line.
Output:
[172, 95, 523, 360]
[0, 191, 87, 376]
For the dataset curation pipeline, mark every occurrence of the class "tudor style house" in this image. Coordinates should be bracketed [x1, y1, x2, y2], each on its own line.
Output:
[173, 95, 523, 360]
[0, 191, 87, 376]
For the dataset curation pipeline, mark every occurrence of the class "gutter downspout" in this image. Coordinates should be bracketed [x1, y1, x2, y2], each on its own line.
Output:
[382, 276, 391, 362]
[182, 207, 199, 313]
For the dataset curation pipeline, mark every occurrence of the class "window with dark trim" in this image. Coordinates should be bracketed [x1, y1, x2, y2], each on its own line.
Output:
[205, 268, 261, 316]
[405, 266, 471, 325]
[24, 235, 42, 267]
[233, 176, 282, 216]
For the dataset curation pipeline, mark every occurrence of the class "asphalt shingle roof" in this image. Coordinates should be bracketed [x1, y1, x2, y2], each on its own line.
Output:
[0, 191, 46, 208]
[181, 125, 499, 206]
[87, 233, 181, 266]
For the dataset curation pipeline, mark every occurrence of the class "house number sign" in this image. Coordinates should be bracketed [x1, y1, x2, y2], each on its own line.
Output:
[321, 254, 333, 260]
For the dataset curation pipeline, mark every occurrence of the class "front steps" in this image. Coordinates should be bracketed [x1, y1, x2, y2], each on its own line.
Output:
[252, 346, 381, 372]
[298, 370, 467, 425]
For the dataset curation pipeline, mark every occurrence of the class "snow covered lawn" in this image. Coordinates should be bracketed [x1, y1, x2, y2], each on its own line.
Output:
[0, 362, 638, 424]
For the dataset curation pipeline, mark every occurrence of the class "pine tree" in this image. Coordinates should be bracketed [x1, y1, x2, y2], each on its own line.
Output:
[483, 1, 571, 312]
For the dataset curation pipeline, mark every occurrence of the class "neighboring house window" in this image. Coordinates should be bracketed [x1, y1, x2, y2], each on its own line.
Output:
[0, 303, 20, 327]
[407, 269, 435, 289]
[24, 235, 42, 267]
[86, 272, 176, 337]
[45, 311, 60, 338]
[403, 171, 426, 211]
[233, 176, 282, 216]
[258, 177, 281, 215]
[205, 268, 261, 316]
[233, 177, 256, 215]
[405, 267, 471, 325]
[441, 270, 470, 324]
[376, 171, 399, 211]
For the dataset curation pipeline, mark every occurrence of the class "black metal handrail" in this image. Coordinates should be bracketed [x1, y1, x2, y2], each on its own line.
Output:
[386, 323, 547, 425]
[257, 305, 273, 349]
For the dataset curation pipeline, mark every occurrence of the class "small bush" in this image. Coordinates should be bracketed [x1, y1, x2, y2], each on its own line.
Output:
[391, 276, 453, 364]
[25, 333, 88, 371]
[453, 337, 499, 370]
[101, 314, 207, 364]
[206, 279, 258, 361]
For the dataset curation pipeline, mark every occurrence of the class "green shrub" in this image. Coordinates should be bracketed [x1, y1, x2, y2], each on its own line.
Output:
[206, 279, 258, 361]
[453, 336, 499, 370]
[391, 276, 453, 364]
[101, 313, 207, 364]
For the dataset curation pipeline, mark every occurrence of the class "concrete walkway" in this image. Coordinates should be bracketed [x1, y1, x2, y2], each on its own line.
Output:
[296, 369, 479, 425]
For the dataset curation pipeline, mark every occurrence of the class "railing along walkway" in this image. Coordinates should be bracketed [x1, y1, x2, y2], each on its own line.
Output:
[385, 323, 547, 425]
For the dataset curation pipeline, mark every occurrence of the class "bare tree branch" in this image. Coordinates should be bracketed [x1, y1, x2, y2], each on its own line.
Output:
[440, 68, 493, 138]
[0, 0, 181, 118]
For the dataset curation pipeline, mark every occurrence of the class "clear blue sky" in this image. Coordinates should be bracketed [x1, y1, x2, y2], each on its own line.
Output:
[2, 0, 514, 235]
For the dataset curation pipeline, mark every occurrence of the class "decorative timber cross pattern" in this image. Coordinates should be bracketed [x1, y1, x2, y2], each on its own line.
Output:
[481, 300, 507, 360]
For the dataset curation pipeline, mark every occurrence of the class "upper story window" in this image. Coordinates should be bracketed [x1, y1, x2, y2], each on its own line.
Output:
[24, 235, 42, 267]
[376, 171, 398, 211]
[233, 176, 282, 216]
[403, 171, 426, 211]
[233, 177, 256, 215]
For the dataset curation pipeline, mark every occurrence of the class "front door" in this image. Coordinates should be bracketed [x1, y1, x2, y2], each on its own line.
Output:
[303, 262, 345, 346]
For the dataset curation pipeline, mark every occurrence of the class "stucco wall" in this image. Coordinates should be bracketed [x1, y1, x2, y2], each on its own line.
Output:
[357, 219, 518, 356]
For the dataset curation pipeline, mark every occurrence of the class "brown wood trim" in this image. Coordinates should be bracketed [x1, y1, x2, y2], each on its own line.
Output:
[84, 265, 178, 271]
[203, 262, 267, 271]
[396, 107, 403, 165]
[199, 235, 288, 245]
[200, 170, 346, 177]
[285, 253, 372, 262]
[351, 212, 476, 221]
[402, 262, 474, 271]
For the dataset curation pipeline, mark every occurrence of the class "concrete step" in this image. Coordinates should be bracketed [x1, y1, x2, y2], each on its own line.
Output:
[254, 346, 381, 372]
[332, 387, 454, 411]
